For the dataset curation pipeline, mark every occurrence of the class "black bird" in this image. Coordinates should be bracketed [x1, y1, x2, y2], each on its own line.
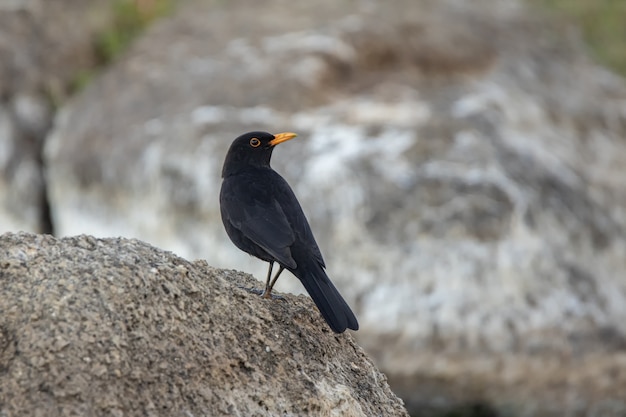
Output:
[219, 131, 359, 333]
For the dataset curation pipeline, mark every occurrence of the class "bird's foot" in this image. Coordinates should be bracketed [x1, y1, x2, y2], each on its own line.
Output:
[239, 286, 284, 300]
[239, 286, 264, 295]
[261, 289, 285, 300]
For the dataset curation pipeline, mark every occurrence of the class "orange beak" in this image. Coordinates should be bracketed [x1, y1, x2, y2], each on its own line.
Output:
[269, 132, 297, 146]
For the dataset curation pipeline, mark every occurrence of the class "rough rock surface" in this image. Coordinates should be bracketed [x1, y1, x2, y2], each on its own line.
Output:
[44, 0, 626, 415]
[0, 232, 407, 417]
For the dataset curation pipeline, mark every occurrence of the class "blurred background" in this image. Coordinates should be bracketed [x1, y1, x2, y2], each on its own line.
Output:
[1, 0, 626, 415]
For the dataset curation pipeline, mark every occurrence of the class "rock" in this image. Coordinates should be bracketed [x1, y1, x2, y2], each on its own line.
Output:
[0, 102, 44, 233]
[0, 232, 408, 417]
[0, 0, 143, 233]
[0, 0, 110, 233]
[44, 0, 626, 415]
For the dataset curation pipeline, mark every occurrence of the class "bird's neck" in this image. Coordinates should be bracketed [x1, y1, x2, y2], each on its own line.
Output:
[222, 161, 273, 178]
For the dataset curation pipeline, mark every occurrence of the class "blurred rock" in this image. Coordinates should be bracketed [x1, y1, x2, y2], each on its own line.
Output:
[0, 232, 407, 417]
[45, 0, 626, 415]
[0, 0, 112, 233]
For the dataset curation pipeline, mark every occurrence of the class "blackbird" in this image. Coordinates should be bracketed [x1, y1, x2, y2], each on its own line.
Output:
[220, 131, 359, 333]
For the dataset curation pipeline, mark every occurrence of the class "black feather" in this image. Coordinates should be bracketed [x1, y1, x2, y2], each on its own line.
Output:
[219, 131, 358, 333]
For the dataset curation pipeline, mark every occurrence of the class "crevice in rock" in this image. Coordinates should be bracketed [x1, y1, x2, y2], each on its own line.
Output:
[3, 92, 55, 235]
[13, 94, 55, 236]
[37, 150, 54, 235]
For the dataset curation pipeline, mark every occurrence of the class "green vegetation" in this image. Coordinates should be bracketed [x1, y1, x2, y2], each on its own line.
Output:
[95, 0, 174, 64]
[530, 0, 626, 76]
[67, 0, 174, 97]
[68, 69, 96, 95]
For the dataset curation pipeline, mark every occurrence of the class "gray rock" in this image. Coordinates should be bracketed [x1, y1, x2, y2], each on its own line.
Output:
[0, 101, 45, 233]
[44, 0, 626, 414]
[0, 0, 114, 233]
[0, 232, 408, 417]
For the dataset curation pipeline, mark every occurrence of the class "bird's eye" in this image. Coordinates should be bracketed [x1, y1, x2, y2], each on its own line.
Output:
[249, 138, 261, 147]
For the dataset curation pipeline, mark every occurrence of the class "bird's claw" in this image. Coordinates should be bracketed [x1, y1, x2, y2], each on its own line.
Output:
[239, 286, 284, 300]
[239, 286, 263, 295]
[262, 290, 285, 300]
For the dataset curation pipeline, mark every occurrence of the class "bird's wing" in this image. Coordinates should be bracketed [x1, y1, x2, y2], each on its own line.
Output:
[221, 179, 297, 269]
[238, 201, 297, 268]
[272, 176, 326, 268]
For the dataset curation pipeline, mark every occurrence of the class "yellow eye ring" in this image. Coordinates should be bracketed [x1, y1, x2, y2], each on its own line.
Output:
[250, 138, 261, 147]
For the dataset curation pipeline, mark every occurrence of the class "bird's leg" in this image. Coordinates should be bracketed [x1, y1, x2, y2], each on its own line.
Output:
[259, 261, 275, 298]
[263, 265, 285, 299]
[239, 262, 275, 296]
[244, 262, 285, 299]
[264, 261, 274, 292]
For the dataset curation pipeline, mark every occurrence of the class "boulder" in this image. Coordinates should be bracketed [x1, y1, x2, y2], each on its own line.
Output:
[0, 0, 112, 233]
[44, 0, 626, 414]
[0, 232, 408, 417]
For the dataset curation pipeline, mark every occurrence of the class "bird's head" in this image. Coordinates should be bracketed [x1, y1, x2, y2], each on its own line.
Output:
[222, 131, 297, 177]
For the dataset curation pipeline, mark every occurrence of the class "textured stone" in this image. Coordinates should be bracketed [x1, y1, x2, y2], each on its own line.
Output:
[0, 232, 407, 417]
[44, 0, 626, 415]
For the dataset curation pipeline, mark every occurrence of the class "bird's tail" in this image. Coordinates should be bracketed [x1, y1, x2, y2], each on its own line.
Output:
[296, 261, 359, 333]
